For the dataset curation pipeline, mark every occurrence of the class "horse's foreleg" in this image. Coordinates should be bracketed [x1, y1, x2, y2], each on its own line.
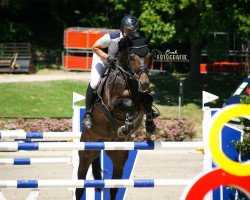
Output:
[117, 98, 134, 137]
[143, 93, 157, 133]
[75, 150, 99, 200]
[106, 150, 129, 200]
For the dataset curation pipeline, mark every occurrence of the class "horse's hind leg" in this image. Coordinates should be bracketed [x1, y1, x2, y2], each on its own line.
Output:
[75, 150, 99, 200]
[105, 150, 129, 200]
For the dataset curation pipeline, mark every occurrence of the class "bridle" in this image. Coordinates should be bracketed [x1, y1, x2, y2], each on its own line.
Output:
[126, 45, 150, 78]
[117, 47, 149, 82]
[116, 43, 150, 93]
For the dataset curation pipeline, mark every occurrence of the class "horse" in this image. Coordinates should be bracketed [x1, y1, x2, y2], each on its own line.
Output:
[76, 33, 152, 200]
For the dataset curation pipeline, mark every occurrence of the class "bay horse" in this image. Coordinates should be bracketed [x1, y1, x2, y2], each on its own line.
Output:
[76, 33, 152, 200]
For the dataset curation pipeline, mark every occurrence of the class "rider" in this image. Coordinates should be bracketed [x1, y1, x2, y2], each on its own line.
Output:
[83, 15, 159, 131]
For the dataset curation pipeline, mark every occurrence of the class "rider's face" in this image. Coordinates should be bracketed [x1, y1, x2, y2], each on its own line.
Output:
[122, 27, 136, 36]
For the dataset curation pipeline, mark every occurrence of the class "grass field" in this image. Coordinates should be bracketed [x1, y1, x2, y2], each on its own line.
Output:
[0, 72, 248, 139]
[0, 80, 87, 117]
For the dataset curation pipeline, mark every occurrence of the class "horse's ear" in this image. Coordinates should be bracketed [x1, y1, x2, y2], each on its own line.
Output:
[144, 34, 152, 44]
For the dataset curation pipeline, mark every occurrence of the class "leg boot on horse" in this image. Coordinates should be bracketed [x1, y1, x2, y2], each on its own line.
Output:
[83, 84, 96, 129]
[143, 93, 160, 133]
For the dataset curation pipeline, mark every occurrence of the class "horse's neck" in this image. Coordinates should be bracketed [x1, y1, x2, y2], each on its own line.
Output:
[102, 69, 129, 104]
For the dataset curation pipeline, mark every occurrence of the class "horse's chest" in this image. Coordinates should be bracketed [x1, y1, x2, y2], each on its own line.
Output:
[114, 80, 126, 94]
[109, 72, 128, 96]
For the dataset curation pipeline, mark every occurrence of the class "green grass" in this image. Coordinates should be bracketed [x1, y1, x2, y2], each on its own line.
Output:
[149, 73, 248, 139]
[0, 73, 248, 139]
[0, 80, 88, 117]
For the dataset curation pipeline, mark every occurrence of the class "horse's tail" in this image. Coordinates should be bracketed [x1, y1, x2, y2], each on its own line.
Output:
[92, 156, 102, 180]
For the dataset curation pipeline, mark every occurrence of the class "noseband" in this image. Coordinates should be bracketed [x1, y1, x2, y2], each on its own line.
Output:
[134, 66, 149, 75]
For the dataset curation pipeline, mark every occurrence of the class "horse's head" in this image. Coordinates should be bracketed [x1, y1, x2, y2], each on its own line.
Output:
[118, 33, 151, 93]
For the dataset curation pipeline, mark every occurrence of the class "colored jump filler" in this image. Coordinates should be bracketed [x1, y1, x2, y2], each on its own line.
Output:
[183, 168, 250, 200]
[182, 104, 250, 200]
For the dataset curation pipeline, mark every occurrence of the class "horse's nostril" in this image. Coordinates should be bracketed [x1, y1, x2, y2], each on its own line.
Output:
[140, 82, 149, 91]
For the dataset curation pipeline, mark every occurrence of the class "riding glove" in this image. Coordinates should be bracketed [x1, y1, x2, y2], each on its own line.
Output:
[107, 56, 116, 69]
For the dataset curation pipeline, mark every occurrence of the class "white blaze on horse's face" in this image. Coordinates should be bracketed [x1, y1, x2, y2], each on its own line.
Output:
[129, 52, 150, 93]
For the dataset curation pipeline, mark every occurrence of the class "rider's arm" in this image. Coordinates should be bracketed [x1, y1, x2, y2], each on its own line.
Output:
[92, 34, 110, 60]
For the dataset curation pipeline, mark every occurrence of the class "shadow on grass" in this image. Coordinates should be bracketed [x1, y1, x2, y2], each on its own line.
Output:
[150, 72, 248, 108]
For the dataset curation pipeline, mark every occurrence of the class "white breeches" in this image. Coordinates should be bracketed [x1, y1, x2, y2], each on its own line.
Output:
[90, 53, 108, 89]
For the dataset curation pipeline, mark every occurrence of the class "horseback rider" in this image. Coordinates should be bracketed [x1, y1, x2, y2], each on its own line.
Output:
[83, 15, 160, 131]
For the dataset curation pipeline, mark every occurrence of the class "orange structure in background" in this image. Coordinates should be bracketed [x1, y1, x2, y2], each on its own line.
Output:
[63, 27, 116, 71]
[200, 62, 249, 73]
[64, 28, 106, 49]
[63, 54, 93, 70]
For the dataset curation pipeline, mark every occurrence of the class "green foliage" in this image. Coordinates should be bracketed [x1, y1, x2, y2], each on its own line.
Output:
[0, 0, 249, 71]
[1, 0, 248, 46]
[234, 96, 250, 157]
[139, 1, 176, 44]
[0, 21, 32, 42]
[234, 133, 250, 157]
[206, 35, 229, 62]
[240, 96, 250, 104]
[108, 0, 248, 79]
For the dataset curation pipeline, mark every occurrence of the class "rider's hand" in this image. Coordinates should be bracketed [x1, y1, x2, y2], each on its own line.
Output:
[107, 56, 116, 69]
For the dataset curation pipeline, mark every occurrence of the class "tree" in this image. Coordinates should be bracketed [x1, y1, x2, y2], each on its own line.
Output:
[110, 0, 249, 81]
[0, 0, 118, 65]
[1, 0, 248, 69]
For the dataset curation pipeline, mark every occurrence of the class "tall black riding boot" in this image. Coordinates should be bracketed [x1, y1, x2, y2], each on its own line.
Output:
[83, 84, 96, 129]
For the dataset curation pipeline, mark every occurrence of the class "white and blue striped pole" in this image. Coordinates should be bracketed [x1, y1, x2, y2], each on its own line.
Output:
[0, 130, 81, 140]
[0, 179, 192, 188]
[0, 158, 71, 165]
[0, 142, 203, 151]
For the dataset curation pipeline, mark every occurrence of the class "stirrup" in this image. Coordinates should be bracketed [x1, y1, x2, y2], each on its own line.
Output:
[83, 113, 92, 129]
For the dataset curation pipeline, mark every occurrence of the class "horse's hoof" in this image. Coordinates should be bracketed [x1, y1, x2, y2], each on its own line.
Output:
[145, 121, 156, 134]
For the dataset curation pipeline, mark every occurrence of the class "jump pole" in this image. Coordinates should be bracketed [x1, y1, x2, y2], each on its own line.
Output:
[0, 141, 204, 151]
[0, 179, 193, 188]
[0, 158, 71, 165]
[0, 131, 81, 140]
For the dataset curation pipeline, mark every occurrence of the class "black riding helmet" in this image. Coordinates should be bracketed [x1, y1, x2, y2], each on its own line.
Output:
[120, 15, 139, 31]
